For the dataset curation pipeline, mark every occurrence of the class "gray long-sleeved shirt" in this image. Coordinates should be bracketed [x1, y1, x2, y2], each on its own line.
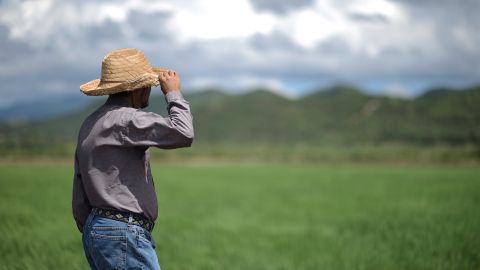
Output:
[72, 90, 194, 232]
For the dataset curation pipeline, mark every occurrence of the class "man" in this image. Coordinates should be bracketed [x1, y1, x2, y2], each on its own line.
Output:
[72, 48, 194, 269]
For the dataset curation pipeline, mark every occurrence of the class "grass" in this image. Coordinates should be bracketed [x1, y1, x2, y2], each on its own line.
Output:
[0, 162, 479, 269]
[2, 142, 479, 164]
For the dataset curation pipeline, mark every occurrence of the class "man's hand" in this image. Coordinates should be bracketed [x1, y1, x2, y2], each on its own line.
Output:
[158, 70, 181, 95]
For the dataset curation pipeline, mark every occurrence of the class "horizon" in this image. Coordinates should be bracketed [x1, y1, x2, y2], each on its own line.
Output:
[1, 82, 479, 111]
[1, 83, 478, 123]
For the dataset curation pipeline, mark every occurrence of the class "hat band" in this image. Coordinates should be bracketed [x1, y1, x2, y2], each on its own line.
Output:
[101, 73, 156, 84]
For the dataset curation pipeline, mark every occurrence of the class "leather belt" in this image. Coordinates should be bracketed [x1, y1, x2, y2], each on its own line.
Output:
[92, 207, 154, 232]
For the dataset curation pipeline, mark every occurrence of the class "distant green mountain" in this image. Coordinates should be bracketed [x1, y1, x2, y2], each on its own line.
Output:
[1, 85, 479, 160]
[0, 94, 91, 122]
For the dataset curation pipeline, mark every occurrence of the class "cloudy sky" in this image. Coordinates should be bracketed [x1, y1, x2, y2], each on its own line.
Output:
[0, 0, 479, 106]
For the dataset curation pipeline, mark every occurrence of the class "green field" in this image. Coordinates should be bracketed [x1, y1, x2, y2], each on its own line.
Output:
[0, 163, 479, 269]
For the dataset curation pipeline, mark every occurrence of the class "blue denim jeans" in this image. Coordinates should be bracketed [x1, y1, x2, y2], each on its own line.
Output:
[82, 211, 161, 270]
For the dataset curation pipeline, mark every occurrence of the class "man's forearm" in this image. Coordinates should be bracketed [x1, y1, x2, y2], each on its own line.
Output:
[165, 91, 194, 141]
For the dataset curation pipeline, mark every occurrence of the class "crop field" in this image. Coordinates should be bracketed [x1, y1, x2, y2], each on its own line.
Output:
[0, 162, 479, 269]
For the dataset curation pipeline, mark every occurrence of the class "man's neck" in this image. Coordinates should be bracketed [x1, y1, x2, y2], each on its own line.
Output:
[105, 94, 133, 107]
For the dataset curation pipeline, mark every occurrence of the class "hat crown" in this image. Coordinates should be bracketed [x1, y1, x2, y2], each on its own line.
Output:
[80, 47, 161, 96]
[100, 48, 154, 83]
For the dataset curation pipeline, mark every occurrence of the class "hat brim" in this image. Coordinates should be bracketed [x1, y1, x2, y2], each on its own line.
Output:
[80, 67, 170, 96]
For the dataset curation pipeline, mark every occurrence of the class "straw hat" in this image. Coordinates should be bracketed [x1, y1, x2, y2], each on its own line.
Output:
[80, 48, 168, 96]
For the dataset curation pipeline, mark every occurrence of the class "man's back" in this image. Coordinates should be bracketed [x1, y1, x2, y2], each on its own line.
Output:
[72, 92, 194, 232]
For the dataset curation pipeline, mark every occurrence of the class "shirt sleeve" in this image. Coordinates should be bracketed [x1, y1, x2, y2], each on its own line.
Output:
[71, 150, 91, 233]
[121, 90, 195, 149]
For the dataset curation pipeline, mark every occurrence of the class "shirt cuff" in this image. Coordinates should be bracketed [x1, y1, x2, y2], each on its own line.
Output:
[165, 90, 184, 103]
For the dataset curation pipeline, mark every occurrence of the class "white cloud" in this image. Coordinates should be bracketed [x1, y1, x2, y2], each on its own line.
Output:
[0, 0, 405, 50]
[348, 0, 403, 20]
[0, 0, 478, 106]
[171, 1, 277, 42]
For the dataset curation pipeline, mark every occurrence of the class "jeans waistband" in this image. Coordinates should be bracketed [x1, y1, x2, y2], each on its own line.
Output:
[91, 207, 155, 232]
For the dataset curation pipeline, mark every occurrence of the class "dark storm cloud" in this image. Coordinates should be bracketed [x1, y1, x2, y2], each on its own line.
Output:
[0, 20, 118, 102]
[0, 5, 180, 105]
[85, 19, 125, 43]
[392, 0, 480, 76]
[128, 10, 173, 41]
[248, 31, 303, 52]
[390, 0, 480, 32]
[314, 35, 351, 55]
[0, 25, 33, 68]
[249, 0, 314, 14]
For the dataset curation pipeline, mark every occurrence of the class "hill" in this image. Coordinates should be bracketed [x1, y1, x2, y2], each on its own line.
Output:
[0, 94, 91, 122]
[1, 85, 479, 161]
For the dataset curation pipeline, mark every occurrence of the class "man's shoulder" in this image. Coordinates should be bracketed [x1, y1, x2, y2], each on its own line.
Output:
[79, 105, 132, 128]
[113, 106, 163, 119]
[80, 105, 162, 131]
[113, 107, 161, 120]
